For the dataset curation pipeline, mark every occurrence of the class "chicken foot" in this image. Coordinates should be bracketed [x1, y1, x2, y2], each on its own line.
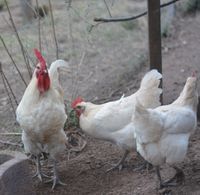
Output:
[156, 166, 185, 189]
[106, 150, 129, 172]
[32, 155, 50, 181]
[133, 152, 153, 171]
[163, 166, 185, 186]
[45, 160, 66, 190]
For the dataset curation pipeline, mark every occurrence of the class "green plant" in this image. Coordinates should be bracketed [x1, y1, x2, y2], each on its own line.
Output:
[64, 103, 79, 130]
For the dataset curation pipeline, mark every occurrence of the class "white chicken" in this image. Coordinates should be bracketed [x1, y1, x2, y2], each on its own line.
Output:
[16, 49, 69, 189]
[72, 69, 162, 171]
[132, 75, 198, 188]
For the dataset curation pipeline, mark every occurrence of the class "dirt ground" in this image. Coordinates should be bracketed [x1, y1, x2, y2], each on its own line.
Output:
[0, 1, 200, 195]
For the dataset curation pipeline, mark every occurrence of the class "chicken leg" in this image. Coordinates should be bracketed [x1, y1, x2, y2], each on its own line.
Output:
[32, 154, 50, 181]
[156, 166, 185, 189]
[45, 160, 66, 190]
[106, 150, 129, 172]
[163, 166, 185, 186]
[133, 152, 153, 171]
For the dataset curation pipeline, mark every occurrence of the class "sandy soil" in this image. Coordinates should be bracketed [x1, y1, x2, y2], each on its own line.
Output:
[0, 1, 200, 194]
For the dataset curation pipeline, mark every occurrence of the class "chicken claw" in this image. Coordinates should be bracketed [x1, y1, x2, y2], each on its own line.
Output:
[106, 150, 129, 172]
[161, 166, 185, 188]
[156, 166, 185, 189]
[45, 160, 66, 190]
[32, 155, 50, 181]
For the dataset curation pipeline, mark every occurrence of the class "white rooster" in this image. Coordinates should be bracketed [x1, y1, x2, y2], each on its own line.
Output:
[72, 69, 162, 171]
[133, 75, 198, 188]
[16, 49, 70, 189]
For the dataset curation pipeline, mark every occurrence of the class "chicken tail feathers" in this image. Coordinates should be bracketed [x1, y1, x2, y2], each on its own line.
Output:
[49, 60, 70, 89]
[49, 60, 70, 75]
[137, 69, 162, 108]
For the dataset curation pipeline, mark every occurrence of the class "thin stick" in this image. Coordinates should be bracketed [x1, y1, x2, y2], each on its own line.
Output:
[0, 132, 22, 136]
[65, 2, 75, 101]
[0, 64, 18, 105]
[0, 140, 22, 147]
[4, 0, 32, 78]
[24, 0, 38, 16]
[66, 0, 72, 9]
[48, 0, 59, 59]
[94, 0, 180, 22]
[35, 0, 42, 52]
[0, 35, 27, 86]
[72, 52, 86, 99]
[103, 0, 112, 17]
[0, 63, 16, 117]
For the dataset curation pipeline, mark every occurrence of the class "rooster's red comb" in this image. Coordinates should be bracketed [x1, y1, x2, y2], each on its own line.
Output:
[34, 48, 46, 69]
[71, 97, 84, 108]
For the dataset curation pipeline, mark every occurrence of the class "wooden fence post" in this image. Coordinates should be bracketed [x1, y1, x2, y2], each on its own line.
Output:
[148, 0, 162, 102]
[147, 0, 162, 73]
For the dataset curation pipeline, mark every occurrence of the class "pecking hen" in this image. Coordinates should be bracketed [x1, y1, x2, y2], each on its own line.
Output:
[72, 69, 162, 171]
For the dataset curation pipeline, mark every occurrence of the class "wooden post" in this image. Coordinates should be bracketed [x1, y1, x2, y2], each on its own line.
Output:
[148, 0, 162, 102]
[147, 0, 162, 73]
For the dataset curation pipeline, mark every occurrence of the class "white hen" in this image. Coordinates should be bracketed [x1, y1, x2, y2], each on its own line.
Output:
[72, 69, 162, 171]
[133, 76, 198, 188]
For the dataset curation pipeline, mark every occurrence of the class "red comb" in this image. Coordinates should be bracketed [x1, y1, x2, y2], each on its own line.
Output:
[71, 97, 84, 108]
[34, 48, 46, 69]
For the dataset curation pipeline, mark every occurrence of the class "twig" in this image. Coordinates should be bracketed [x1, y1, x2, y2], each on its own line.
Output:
[24, 0, 38, 16]
[66, 0, 72, 10]
[4, 0, 32, 78]
[0, 132, 22, 136]
[103, 0, 112, 17]
[2, 15, 13, 30]
[0, 63, 18, 105]
[0, 35, 27, 86]
[0, 140, 22, 147]
[72, 51, 86, 99]
[35, 0, 42, 52]
[94, 0, 180, 22]
[0, 63, 17, 117]
[48, 0, 59, 59]
[65, 1, 75, 101]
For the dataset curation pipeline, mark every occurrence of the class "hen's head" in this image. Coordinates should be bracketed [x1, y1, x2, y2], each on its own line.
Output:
[34, 49, 50, 93]
[71, 97, 85, 117]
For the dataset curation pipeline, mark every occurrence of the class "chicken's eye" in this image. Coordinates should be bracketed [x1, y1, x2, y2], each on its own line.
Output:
[76, 106, 82, 109]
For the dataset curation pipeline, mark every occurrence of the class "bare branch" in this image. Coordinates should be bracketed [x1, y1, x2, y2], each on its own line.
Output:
[0, 35, 27, 86]
[0, 62, 17, 118]
[66, 0, 72, 10]
[94, 0, 180, 23]
[4, 0, 32, 78]
[0, 63, 18, 106]
[0, 139, 22, 147]
[48, 0, 59, 59]
[72, 51, 86, 99]
[0, 132, 22, 136]
[103, 0, 112, 17]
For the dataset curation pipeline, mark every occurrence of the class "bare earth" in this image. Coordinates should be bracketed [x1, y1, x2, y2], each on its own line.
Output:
[0, 1, 200, 195]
